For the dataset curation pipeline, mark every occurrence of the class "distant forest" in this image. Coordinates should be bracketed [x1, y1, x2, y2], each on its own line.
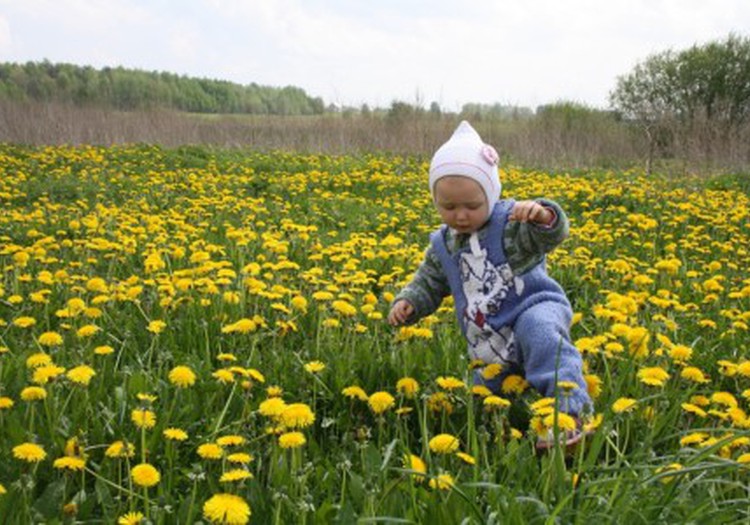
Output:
[0, 61, 326, 115]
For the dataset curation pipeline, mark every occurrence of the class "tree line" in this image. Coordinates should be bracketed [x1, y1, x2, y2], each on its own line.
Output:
[0, 61, 326, 115]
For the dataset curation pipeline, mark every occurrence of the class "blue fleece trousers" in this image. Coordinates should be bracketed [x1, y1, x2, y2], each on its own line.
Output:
[473, 301, 592, 415]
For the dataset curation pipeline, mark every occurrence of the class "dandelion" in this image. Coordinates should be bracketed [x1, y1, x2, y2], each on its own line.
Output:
[163, 428, 189, 441]
[542, 412, 577, 432]
[197, 443, 224, 460]
[681, 403, 708, 418]
[213, 369, 235, 383]
[637, 366, 670, 387]
[612, 398, 638, 413]
[483, 395, 511, 411]
[67, 365, 96, 386]
[680, 366, 709, 383]
[26, 352, 52, 368]
[94, 345, 115, 355]
[280, 403, 315, 428]
[472, 385, 493, 397]
[21, 386, 47, 401]
[427, 392, 454, 414]
[118, 512, 145, 525]
[227, 452, 253, 464]
[501, 375, 529, 395]
[13, 316, 36, 328]
[396, 377, 419, 398]
[32, 364, 66, 385]
[668, 345, 693, 363]
[278, 431, 307, 449]
[436, 376, 466, 390]
[429, 473, 455, 491]
[259, 397, 287, 418]
[37, 331, 64, 347]
[403, 454, 427, 481]
[203, 493, 251, 525]
[131, 463, 160, 487]
[680, 433, 709, 446]
[481, 363, 503, 380]
[131, 408, 157, 429]
[53, 456, 86, 471]
[585, 374, 603, 398]
[168, 365, 197, 388]
[342, 386, 368, 401]
[368, 391, 395, 414]
[217, 435, 246, 447]
[0, 396, 14, 409]
[456, 452, 476, 465]
[304, 360, 326, 374]
[76, 324, 99, 338]
[147, 320, 166, 334]
[105, 441, 135, 458]
[332, 300, 357, 316]
[220, 469, 253, 482]
[655, 463, 683, 483]
[13, 442, 47, 462]
[712, 391, 738, 408]
[429, 434, 460, 454]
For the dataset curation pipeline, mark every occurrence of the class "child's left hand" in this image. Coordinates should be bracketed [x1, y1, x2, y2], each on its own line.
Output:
[510, 200, 554, 226]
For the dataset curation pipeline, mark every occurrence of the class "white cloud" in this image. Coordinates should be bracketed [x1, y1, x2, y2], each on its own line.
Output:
[0, 15, 11, 54]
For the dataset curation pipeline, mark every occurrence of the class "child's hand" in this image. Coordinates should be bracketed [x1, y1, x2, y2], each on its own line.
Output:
[510, 200, 554, 225]
[388, 300, 414, 326]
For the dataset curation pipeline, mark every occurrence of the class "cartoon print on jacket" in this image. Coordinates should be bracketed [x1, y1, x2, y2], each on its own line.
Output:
[459, 243, 525, 365]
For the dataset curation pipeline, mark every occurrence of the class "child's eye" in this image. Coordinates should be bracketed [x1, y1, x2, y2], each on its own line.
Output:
[467, 203, 482, 210]
[441, 204, 455, 210]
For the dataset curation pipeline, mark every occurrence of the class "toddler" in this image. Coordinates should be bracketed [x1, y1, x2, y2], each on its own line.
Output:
[388, 121, 591, 449]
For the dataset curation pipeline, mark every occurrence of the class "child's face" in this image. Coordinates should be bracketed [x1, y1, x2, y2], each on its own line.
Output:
[434, 176, 488, 234]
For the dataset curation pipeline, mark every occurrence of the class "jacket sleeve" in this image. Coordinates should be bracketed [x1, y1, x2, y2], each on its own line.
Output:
[391, 245, 451, 324]
[504, 199, 570, 275]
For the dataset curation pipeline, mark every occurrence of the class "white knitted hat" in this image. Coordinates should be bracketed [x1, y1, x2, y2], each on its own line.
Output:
[429, 121, 501, 214]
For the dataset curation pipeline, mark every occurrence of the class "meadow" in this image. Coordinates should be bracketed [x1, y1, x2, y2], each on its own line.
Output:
[0, 144, 748, 524]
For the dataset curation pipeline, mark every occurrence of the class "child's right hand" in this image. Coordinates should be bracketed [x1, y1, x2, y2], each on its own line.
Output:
[387, 300, 414, 326]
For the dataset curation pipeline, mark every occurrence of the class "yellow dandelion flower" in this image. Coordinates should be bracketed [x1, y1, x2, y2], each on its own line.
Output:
[66, 365, 96, 386]
[712, 391, 738, 409]
[117, 511, 144, 525]
[13, 442, 47, 462]
[131, 463, 160, 487]
[13, 316, 36, 328]
[429, 473, 455, 491]
[105, 440, 135, 458]
[542, 412, 577, 432]
[216, 435, 246, 447]
[612, 397, 638, 413]
[32, 364, 66, 385]
[38, 331, 63, 347]
[668, 345, 693, 363]
[163, 428, 189, 441]
[212, 369, 235, 383]
[168, 365, 197, 388]
[76, 324, 99, 338]
[303, 360, 326, 374]
[681, 403, 708, 417]
[481, 363, 503, 380]
[53, 456, 86, 471]
[483, 395, 511, 411]
[403, 454, 427, 481]
[368, 391, 395, 415]
[332, 300, 357, 316]
[429, 434, 460, 454]
[94, 345, 115, 355]
[501, 375, 529, 395]
[471, 385, 493, 397]
[26, 352, 52, 368]
[436, 376, 466, 391]
[456, 451, 476, 465]
[227, 452, 253, 464]
[220, 469, 253, 482]
[21, 386, 47, 401]
[396, 377, 420, 398]
[147, 320, 166, 334]
[0, 396, 14, 409]
[131, 409, 156, 429]
[259, 397, 287, 418]
[280, 403, 315, 429]
[342, 386, 368, 401]
[197, 443, 224, 460]
[637, 366, 670, 387]
[203, 493, 251, 525]
[680, 433, 709, 446]
[655, 463, 683, 483]
[427, 392, 454, 414]
[278, 431, 306, 449]
[680, 366, 709, 383]
[266, 385, 283, 397]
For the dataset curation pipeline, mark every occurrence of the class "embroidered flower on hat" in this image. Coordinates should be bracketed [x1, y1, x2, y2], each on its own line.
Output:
[481, 144, 499, 165]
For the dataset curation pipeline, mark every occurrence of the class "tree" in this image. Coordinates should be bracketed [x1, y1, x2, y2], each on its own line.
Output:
[610, 34, 750, 173]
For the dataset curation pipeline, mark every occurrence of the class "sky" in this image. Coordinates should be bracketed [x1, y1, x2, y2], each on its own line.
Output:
[1, 0, 749, 111]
